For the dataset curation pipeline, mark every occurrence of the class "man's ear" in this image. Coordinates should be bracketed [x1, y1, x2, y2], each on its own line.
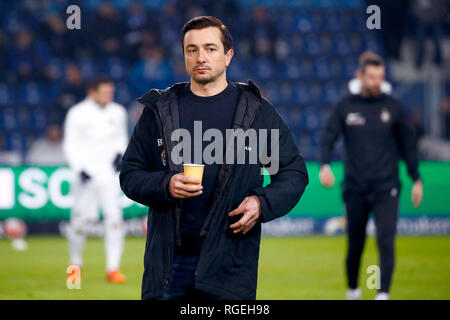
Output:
[225, 48, 234, 67]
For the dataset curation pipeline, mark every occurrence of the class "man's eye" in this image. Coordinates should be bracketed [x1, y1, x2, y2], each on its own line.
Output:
[208, 48, 216, 52]
[188, 49, 196, 53]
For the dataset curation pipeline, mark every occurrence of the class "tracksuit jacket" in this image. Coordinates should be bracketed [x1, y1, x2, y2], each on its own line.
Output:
[320, 93, 420, 194]
[119, 80, 309, 299]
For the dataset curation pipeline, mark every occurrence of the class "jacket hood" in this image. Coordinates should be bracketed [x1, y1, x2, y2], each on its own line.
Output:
[137, 80, 263, 105]
[137, 82, 186, 105]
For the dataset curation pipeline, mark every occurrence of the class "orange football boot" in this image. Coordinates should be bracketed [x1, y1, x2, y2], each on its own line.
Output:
[106, 270, 127, 283]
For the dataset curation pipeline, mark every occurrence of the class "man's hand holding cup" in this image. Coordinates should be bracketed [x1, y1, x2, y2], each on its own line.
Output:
[168, 164, 205, 199]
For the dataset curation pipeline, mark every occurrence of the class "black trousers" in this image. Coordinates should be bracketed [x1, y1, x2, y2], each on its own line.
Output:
[344, 189, 399, 293]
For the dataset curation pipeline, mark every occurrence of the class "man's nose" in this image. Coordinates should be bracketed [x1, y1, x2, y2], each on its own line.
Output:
[196, 48, 207, 63]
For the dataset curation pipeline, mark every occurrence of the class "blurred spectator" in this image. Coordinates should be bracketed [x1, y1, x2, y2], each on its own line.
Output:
[411, 107, 425, 139]
[185, 5, 207, 20]
[0, 133, 5, 150]
[53, 63, 85, 124]
[91, 2, 124, 57]
[124, 2, 159, 64]
[93, 1, 124, 38]
[178, 0, 240, 25]
[128, 46, 173, 96]
[247, 7, 277, 59]
[179, 0, 210, 17]
[7, 29, 54, 83]
[369, 0, 409, 60]
[411, 0, 449, 68]
[98, 35, 126, 60]
[39, 7, 90, 59]
[126, 1, 151, 32]
[39, 12, 73, 58]
[157, 1, 184, 52]
[443, 98, 450, 140]
[26, 124, 66, 165]
[0, 30, 8, 82]
[210, 0, 241, 29]
[126, 29, 159, 66]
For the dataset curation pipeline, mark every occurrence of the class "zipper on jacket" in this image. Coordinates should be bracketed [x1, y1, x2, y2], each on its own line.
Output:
[163, 233, 172, 288]
[195, 101, 260, 278]
[163, 207, 176, 288]
[198, 103, 260, 237]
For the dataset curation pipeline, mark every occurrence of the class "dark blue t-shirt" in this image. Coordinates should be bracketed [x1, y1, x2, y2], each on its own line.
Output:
[177, 82, 239, 255]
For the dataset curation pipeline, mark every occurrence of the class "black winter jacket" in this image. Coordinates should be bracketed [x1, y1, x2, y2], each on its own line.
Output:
[120, 81, 309, 300]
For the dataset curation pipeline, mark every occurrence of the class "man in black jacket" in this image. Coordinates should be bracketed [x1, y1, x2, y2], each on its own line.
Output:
[120, 16, 309, 300]
[319, 51, 423, 300]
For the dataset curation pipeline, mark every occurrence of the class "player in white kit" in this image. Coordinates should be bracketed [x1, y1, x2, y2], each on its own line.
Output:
[63, 76, 128, 283]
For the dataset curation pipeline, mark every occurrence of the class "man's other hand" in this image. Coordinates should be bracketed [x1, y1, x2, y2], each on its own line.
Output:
[411, 179, 423, 208]
[319, 164, 335, 188]
[229, 196, 262, 234]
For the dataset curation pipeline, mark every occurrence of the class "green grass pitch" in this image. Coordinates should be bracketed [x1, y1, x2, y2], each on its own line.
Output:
[0, 235, 449, 300]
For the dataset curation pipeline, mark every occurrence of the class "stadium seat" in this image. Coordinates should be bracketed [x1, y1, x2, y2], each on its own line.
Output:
[1, 108, 18, 131]
[101, 57, 127, 81]
[18, 83, 43, 106]
[29, 108, 48, 133]
[115, 82, 132, 106]
[6, 132, 25, 151]
[0, 83, 15, 106]
[252, 58, 275, 80]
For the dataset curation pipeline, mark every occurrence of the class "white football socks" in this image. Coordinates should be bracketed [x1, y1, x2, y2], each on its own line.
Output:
[374, 292, 390, 300]
[346, 288, 362, 300]
[105, 222, 124, 272]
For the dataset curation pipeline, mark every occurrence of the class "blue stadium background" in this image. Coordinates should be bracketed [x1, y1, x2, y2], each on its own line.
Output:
[0, 0, 449, 162]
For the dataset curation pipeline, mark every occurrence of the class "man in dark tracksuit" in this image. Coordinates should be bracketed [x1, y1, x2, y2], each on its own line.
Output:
[319, 51, 423, 300]
[119, 16, 309, 300]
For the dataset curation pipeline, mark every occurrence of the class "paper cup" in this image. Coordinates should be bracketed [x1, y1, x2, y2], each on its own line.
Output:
[183, 164, 205, 185]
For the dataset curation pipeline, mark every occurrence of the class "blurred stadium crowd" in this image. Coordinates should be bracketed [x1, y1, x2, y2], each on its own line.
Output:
[0, 0, 449, 165]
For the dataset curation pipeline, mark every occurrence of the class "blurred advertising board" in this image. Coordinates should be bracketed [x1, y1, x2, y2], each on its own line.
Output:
[0, 163, 449, 235]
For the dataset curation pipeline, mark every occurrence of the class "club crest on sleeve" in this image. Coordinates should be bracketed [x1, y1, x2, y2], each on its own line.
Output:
[161, 149, 167, 166]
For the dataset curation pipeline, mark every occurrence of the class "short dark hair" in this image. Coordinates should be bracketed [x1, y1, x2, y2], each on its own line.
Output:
[87, 75, 113, 92]
[181, 16, 233, 54]
[358, 51, 384, 72]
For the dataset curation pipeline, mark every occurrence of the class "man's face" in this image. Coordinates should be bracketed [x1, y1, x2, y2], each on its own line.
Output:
[359, 65, 385, 97]
[183, 27, 233, 85]
[47, 125, 62, 142]
[89, 83, 115, 106]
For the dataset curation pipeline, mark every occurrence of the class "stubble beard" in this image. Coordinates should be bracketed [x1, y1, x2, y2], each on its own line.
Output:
[362, 85, 381, 98]
[191, 68, 225, 86]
